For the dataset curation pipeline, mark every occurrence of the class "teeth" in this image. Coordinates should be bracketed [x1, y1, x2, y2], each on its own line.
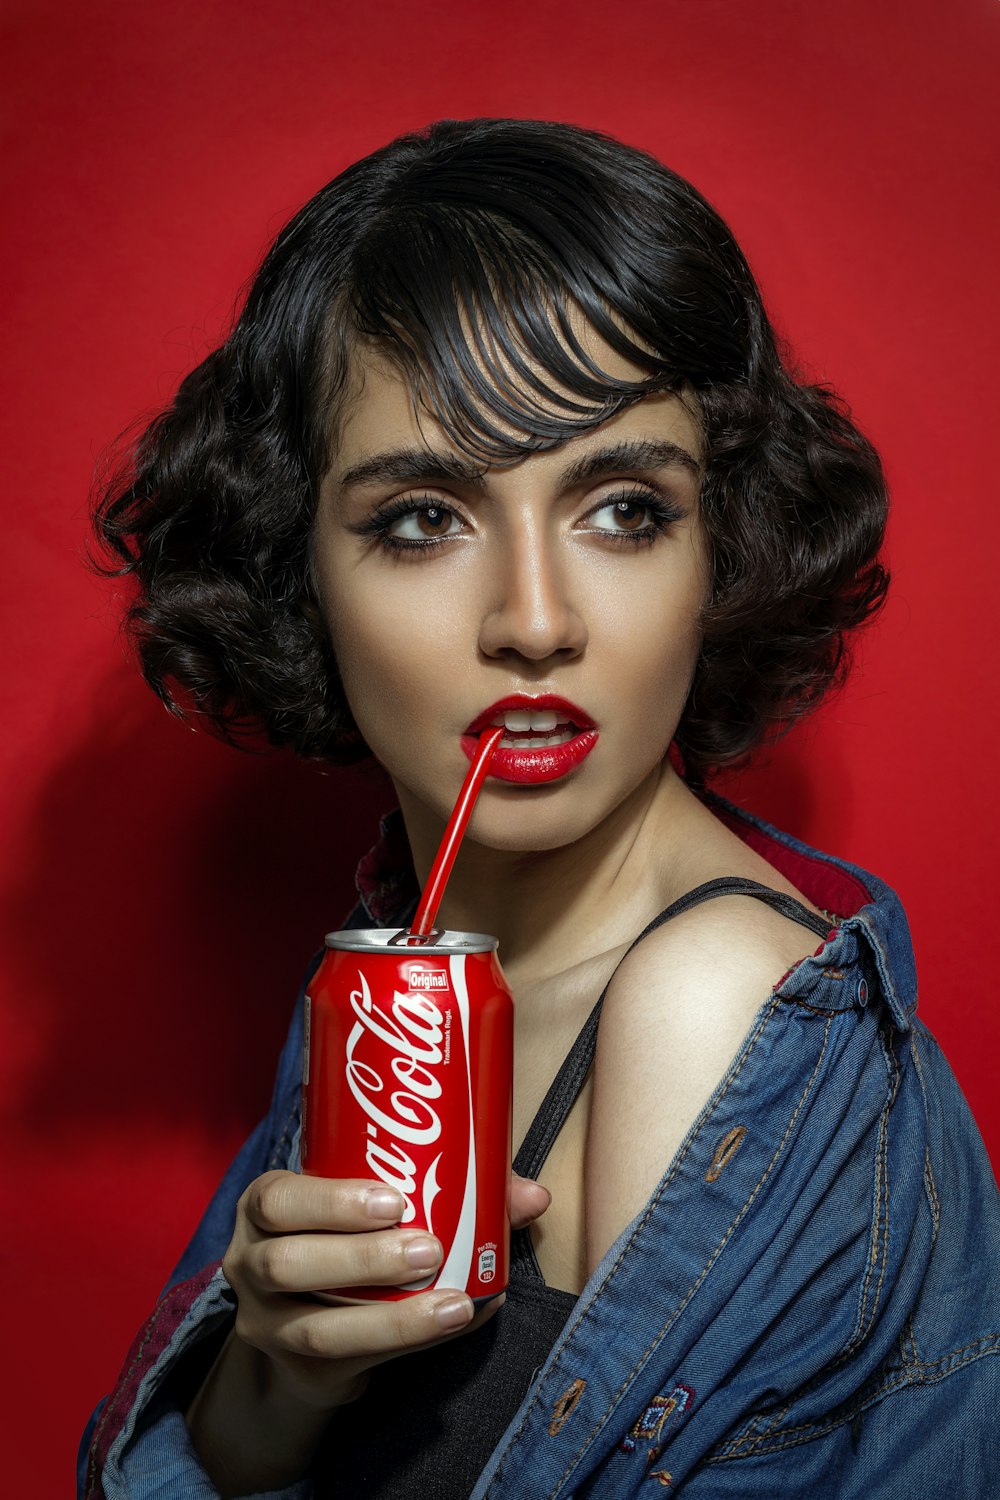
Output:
[490, 709, 567, 732]
[526, 710, 559, 732]
[499, 729, 575, 749]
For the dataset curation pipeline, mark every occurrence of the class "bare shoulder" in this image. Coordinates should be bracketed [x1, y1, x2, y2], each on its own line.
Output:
[583, 895, 822, 1277]
[604, 892, 823, 1030]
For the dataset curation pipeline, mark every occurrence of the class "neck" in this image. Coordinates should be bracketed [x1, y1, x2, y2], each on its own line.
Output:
[395, 762, 700, 985]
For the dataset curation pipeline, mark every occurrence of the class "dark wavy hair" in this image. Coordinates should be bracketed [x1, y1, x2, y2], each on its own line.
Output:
[93, 117, 888, 787]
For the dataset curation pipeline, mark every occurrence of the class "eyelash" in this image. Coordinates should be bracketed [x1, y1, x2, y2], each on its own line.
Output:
[351, 488, 685, 556]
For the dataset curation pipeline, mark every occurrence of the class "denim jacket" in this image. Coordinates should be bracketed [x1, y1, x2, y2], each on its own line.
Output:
[79, 797, 1000, 1498]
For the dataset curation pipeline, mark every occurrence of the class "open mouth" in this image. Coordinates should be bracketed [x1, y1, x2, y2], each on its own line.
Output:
[461, 698, 599, 784]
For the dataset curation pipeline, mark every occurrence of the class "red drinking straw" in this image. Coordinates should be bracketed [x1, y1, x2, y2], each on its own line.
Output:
[409, 725, 506, 939]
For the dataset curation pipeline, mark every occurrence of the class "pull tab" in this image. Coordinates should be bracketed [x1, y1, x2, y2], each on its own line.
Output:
[388, 927, 445, 947]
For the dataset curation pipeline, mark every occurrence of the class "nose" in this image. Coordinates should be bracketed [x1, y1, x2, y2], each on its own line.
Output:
[477, 519, 587, 664]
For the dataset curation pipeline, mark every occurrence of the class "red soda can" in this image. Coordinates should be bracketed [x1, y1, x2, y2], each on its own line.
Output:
[302, 929, 513, 1305]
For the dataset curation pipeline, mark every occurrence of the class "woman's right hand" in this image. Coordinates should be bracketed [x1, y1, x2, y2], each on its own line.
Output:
[221, 1169, 551, 1414]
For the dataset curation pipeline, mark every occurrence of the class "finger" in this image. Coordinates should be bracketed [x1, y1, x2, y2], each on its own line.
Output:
[360, 1294, 507, 1369]
[269, 1291, 503, 1362]
[510, 1174, 552, 1231]
[242, 1172, 408, 1235]
[246, 1229, 443, 1295]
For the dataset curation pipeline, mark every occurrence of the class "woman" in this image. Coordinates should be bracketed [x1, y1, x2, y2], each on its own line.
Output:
[80, 118, 1000, 1498]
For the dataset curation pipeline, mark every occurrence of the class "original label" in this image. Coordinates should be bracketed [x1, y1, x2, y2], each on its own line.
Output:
[408, 968, 450, 991]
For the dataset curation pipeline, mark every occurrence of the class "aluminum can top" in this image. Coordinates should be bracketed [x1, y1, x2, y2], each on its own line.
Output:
[324, 927, 498, 955]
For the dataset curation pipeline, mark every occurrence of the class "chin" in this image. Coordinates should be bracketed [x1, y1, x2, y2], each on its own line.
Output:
[468, 826, 580, 855]
[465, 784, 616, 854]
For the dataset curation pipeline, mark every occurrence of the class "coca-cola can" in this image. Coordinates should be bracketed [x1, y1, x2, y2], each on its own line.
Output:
[301, 929, 513, 1305]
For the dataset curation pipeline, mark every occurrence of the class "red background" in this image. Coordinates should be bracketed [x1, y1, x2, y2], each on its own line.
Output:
[2, 0, 998, 1487]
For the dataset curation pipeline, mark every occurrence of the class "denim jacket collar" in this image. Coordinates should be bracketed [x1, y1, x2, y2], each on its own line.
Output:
[354, 807, 419, 926]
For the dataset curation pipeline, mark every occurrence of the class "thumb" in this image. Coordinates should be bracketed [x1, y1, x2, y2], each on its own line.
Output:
[510, 1173, 552, 1231]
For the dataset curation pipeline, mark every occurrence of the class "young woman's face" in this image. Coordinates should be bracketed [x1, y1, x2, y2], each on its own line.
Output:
[312, 325, 709, 854]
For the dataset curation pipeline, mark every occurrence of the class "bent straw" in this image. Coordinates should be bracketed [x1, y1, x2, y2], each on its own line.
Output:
[409, 725, 506, 939]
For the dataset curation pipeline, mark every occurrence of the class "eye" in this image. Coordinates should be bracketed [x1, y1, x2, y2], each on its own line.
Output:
[589, 497, 655, 534]
[582, 489, 685, 543]
[348, 497, 470, 553]
[387, 503, 464, 542]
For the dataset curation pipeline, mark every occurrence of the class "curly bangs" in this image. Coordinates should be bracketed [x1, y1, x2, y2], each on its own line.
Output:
[93, 116, 888, 786]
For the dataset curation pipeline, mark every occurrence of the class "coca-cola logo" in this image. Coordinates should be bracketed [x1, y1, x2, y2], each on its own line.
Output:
[346, 970, 447, 1226]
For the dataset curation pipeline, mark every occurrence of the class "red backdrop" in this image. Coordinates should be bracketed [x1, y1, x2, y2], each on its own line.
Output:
[3, 0, 998, 1487]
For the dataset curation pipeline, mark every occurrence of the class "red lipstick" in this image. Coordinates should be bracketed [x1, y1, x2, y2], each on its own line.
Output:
[462, 695, 599, 785]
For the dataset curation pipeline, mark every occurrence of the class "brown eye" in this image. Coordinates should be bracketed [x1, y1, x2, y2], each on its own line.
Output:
[582, 491, 681, 545]
[415, 506, 450, 536]
[386, 504, 463, 543]
[609, 500, 648, 531]
[588, 497, 653, 534]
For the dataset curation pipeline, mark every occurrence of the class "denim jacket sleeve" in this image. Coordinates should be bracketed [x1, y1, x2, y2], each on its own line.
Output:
[77, 953, 322, 1500]
[465, 825, 1000, 1499]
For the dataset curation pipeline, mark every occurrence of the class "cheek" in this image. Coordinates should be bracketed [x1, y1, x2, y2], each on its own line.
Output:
[626, 569, 706, 694]
[321, 574, 458, 740]
[619, 613, 704, 762]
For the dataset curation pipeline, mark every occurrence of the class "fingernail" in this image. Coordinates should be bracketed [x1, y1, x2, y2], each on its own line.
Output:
[404, 1236, 442, 1269]
[436, 1297, 473, 1330]
[366, 1188, 405, 1219]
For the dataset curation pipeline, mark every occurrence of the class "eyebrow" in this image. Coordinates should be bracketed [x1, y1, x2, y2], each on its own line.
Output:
[337, 437, 702, 493]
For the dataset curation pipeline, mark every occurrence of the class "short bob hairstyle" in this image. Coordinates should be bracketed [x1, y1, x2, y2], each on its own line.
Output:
[95, 117, 888, 788]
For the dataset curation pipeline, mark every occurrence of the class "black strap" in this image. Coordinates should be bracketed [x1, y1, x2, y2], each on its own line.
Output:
[510, 878, 830, 1281]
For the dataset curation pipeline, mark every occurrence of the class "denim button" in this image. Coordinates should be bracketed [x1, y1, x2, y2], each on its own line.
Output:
[856, 977, 869, 1008]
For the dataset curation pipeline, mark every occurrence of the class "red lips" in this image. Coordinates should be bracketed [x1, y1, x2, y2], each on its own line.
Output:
[461, 695, 599, 784]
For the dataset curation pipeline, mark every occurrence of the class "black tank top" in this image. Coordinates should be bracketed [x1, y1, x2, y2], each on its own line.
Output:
[312, 879, 830, 1496]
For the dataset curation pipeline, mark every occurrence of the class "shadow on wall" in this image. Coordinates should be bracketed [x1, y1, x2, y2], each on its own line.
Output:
[714, 717, 853, 865]
[4, 662, 393, 1139]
